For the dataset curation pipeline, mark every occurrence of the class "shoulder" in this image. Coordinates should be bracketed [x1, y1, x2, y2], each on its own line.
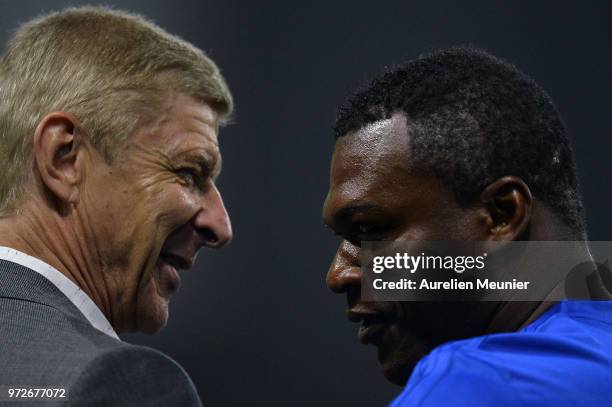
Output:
[390, 339, 520, 407]
[391, 322, 612, 407]
[68, 344, 202, 407]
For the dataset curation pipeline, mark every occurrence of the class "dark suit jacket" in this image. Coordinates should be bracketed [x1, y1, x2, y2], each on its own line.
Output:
[0, 258, 203, 406]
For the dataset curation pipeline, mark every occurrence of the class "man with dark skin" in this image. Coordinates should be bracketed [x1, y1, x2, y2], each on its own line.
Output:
[323, 47, 612, 406]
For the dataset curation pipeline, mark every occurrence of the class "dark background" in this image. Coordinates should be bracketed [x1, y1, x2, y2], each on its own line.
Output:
[1, 1, 610, 405]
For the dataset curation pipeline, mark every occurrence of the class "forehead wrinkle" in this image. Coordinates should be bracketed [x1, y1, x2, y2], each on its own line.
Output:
[169, 113, 220, 163]
[160, 93, 220, 146]
[178, 99, 219, 131]
[181, 115, 219, 141]
[190, 113, 219, 133]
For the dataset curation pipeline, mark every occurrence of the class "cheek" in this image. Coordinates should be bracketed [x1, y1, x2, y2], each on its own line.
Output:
[398, 207, 484, 240]
[135, 280, 169, 333]
[86, 184, 142, 248]
[445, 207, 488, 240]
[138, 184, 201, 231]
[163, 187, 202, 224]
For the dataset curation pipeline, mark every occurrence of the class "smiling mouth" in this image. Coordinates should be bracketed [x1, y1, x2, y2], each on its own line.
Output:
[359, 317, 389, 344]
[159, 252, 192, 271]
[156, 253, 191, 295]
[347, 309, 390, 345]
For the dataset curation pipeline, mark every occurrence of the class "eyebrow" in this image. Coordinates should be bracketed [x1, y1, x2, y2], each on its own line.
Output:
[325, 203, 384, 229]
[177, 149, 222, 180]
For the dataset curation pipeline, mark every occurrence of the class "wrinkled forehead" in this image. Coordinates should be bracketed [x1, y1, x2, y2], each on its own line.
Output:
[329, 112, 411, 197]
[119, 94, 224, 175]
[159, 93, 221, 145]
[132, 95, 220, 146]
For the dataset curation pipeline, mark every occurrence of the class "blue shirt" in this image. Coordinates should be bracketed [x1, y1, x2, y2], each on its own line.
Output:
[390, 301, 612, 406]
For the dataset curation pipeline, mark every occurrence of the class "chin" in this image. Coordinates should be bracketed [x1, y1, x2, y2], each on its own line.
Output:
[135, 297, 169, 334]
[378, 342, 425, 386]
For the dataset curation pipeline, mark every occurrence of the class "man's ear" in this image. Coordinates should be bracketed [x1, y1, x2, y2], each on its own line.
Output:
[479, 176, 532, 241]
[32, 112, 86, 207]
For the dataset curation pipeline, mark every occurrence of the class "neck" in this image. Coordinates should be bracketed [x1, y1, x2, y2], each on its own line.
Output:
[0, 201, 114, 325]
[487, 203, 592, 333]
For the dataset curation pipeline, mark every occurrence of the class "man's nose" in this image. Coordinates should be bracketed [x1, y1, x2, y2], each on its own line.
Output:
[326, 240, 361, 293]
[194, 184, 233, 248]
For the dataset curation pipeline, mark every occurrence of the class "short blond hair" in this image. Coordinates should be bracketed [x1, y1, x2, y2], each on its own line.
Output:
[0, 6, 233, 216]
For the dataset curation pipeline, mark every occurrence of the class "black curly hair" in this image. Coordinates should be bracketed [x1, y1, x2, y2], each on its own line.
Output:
[334, 46, 586, 238]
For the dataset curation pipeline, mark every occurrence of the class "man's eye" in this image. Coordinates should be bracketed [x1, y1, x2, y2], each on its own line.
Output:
[176, 169, 198, 187]
[358, 224, 373, 234]
[355, 223, 385, 240]
[357, 223, 376, 234]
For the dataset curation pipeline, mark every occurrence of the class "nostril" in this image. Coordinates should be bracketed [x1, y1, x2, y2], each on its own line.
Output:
[200, 228, 219, 246]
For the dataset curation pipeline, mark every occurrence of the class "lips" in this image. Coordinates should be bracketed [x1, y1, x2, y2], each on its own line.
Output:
[156, 252, 193, 296]
[347, 307, 390, 345]
[358, 320, 388, 344]
[159, 252, 193, 271]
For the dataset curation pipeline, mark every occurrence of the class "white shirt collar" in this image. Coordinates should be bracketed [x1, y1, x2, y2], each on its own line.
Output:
[0, 246, 119, 340]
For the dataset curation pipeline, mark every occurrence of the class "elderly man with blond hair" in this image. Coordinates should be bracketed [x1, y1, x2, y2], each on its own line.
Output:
[0, 7, 233, 405]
